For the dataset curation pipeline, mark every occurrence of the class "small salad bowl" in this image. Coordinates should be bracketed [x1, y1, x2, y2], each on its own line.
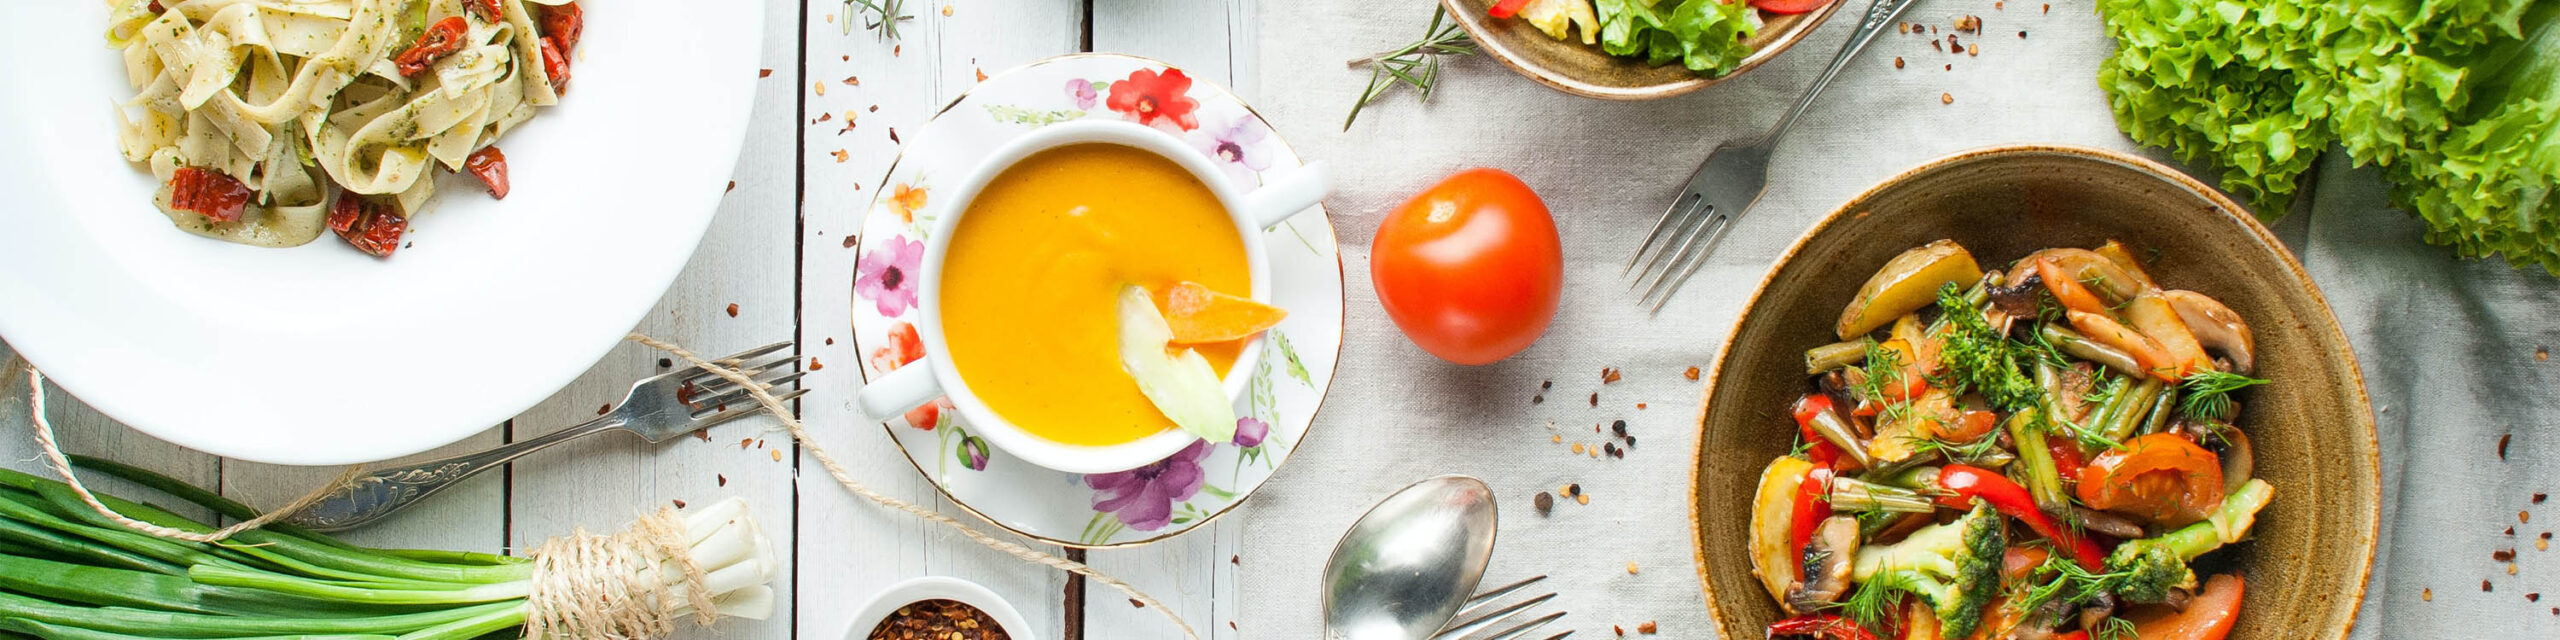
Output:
[843, 576, 1037, 640]
[1440, 0, 1845, 100]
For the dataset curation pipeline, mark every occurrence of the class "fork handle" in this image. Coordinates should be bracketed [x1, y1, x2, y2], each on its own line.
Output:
[284, 416, 624, 532]
[1765, 0, 1925, 144]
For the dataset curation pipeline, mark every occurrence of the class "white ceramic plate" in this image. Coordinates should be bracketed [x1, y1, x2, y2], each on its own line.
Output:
[0, 3, 764, 464]
[851, 54, 1343, 547]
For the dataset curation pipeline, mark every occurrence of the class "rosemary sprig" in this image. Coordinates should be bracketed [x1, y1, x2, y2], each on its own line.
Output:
[1344, 6, 1476, 131]
[843, 0, 914, 41]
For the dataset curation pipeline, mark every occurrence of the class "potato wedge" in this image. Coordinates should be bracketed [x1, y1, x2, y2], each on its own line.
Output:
[2123, 291, 2213, 374]
[1838, 240, 1982, 340]
[1749, 456, 1817, 606]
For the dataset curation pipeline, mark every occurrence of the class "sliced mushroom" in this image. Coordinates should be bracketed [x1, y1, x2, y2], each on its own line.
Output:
[2076, 593, 2120, 634]
[1787, 516, 1863, 613]
[2161, 290, 2255, 375]
[2003, 596, 2074, 640]
[2213, 428, 2255, 495]
[2071, 506, 2149, 539]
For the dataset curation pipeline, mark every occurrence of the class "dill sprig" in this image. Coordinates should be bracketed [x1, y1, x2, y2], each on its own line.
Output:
[842, 0, 913, 40]
[1836, 572, 1921, 633]
[2012, 551, 2131, 615]
[1344, 5, 1476, 130]
[1859, 341, 1916, 424]
[2179, 369, 2268, 420]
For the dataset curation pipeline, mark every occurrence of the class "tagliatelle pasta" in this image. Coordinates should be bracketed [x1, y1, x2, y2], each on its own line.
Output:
[104, 0, 581, 256]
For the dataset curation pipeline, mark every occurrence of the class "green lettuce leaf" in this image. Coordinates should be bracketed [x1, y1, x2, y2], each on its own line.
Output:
[1596, 0, 1759, 76]
[2386, 0, 2560, 272]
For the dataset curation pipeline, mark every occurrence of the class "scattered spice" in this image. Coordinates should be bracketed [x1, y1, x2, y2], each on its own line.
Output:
[1941, 93, 1955, 105]
[1614, 625, 1625, 636]
[1968, 44, 1980, 56]
[844, 75, 861, 86]
[771, 449, 783, 462]
[1635, 403, 1647, 410]
[2486, 580, 2496, 592]
[2540, 538, 2550, 551]
[1534, 491, 1554, 514]
[1626, 561, 1639, 574]
[1533, 395, 1544, 405]
[659, 358, 674, 368]
[890, 128, 901, 144]
[717, 474, 727, 487]
[2539, 346, 2550, 361]
[1612, 420, 1628, 436]
[814, 81, 826, 96]
[1685, 366, 1700, 380]
[1232, 555, 1240, 565]
[832, 149, 849, 162]
[1129, 599, 1144, 608]
[2042, 3, 2050, 12]
[1931, 39, 1943, 52]
[1955, 15, 1980, 32]
[1639, 621, 1657, 634]
[866, 599, 1009, 640]
[2496, 549, 2518, 562]
[1575, 493, 1590, 505]
[2019, 30, 2028, 38]
[1589, 392, 1599, 407]
[941, 4, 952, 15]
[1564, 483, 1581, 497]
[810, 357, 824, 371]
[1552, 434, 1563, 443]
[726, 303, 740, 317]
[671, 499, 686, 509]
[843, 235, 859, 249]
[976, 68, 988, 82]
[2424, 588, 2434, 601]
[2538, 493, 2549, 504]
[1572, 443, 1586, 455]
[740, 438, 753, 449]
[693, 429, 712, 442]
[596, 404, 610, 415]
[1603, 442, 1622, 458]
[1894, 56, 1906, 69]
[2509, 563, 2520, 575]
[726, 181, 738, 193]
[759, 68, 772, 78]
[1625, 436, 1638, 448]
[2533, 593, 2545, 602]
[2500, 433, 2513, 459]
[1602, 367, 1623, 384]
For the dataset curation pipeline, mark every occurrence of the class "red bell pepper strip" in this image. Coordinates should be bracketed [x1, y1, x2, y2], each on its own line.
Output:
[1488, 0, 1532, 18]
[1767, 614, 1879, 640]
[1936, 465, 2105, 570]
[2056, 632, 2092, 640]
[1786, 466, 1835, 581]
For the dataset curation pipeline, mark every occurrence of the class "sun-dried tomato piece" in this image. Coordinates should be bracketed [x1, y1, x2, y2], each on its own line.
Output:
[394, 16, 469, 77]
[167, 167, 252, 223]
[464, 146, 509, 199]
[538, 2, 582, 53]
[327, 194, 408, 258]
[146, 0, 164, 12]
[538, 36, 571, 94]
[465, 0, 503, 22]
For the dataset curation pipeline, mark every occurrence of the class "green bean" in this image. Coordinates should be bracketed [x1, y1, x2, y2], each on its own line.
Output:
[2102, 379, 2167, 442]
[2003, 408, 2069, 511]
[2039, 324, 2146, 378]
[1806, 339, 1874, 374]
[1827, 477, 1937, 513]
[2140, 387, 2179, 435]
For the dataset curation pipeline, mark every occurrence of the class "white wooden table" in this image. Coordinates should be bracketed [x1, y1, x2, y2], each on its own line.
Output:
[2, 2, 1258, 639]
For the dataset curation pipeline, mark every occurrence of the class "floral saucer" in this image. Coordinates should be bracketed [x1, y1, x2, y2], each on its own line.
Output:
[849, 54, 1343, 548]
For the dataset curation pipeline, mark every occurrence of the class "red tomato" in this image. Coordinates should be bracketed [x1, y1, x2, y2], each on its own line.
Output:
[2129, 574, 2244, 640]
[1752, 0, 1832, 14]
[326, 195, 407, 258]
[1371, 168, 1562, 365]
[539, 2, 584, 52]
[395, 17, 468, 77]
[166, 167, 252, 223]
[464, 146, 509, 199]
[538, 37, 572, 94]
[1488, 0, 1533, 18]
[2078, 433, 2224, 527]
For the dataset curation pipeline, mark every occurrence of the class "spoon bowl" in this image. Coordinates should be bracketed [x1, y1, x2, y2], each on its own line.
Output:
[1320, 475, 1499, 640]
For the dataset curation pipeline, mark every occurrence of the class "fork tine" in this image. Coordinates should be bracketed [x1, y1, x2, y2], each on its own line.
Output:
[1623, 192, 1700, 276]
[1472, 611, 1567, 640]
[690, 370, 809, 414]
[1461, 575, 1547, 608]
[1630, 201, 1718, 291]
[683, 350, 800, 389]
[1643, 211, 1737, 312]
[1435, 592, 1556, 639]
[693, 388, 809, 426]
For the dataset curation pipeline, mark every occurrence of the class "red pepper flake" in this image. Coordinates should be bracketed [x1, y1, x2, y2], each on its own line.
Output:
[1129, 599, 1144, 608]
[1639, 621, 1657, 634]
[842, 235, 860, 249]
[1601, 367, 1622, 384]
[759, 68, 773, 78]
[717, 474, 727, 486]
[1231, 555, 1240, 565]
[2501, 433, 2514, 459]
[1588, 392, 1599, 407]
[2019, 30, 2028, 38]
[889, 127, 901, 144]
[1894, 56, 1905, 69]
[1930, 39, 1943, 52]
[1941, 92, 1955, 105]
[2537, 346, 2549, 361]
[844, 75, 861, 86]
[893, 45, 901, 57]
[2043, 3, 2050, 12]
[2486, 580, 2496, 592]
[2532, 593, 2544, 602]
[166, 167, 253, 222]
[2496, 549, 2518, 562]
[809, 357, 824, 371]
[596, 404, 610, 415]
[2536, 493, 2548, 504]
[1614, 625, 1624, 636]
[726, 303, 740, 317]
[819, 113, 834, 123]
[727, 181, 737, 193]
[739, 437, 752, 448]
[2423, 587, 2434, 601]
[975, 68, 988, 83]
[825, 337, 835, 345]
[671, 499, 686, 508]
[692, 428, 711, 442]
[1636, 403, 1647, 409]
[395, 17, 469, 77]
[1995, 1, 2003, 8]
[832, 149, 850, 163]
[1684, 366, 1700, 380]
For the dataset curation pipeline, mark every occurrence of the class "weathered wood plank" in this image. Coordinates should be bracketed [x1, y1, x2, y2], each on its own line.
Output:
[0, 343, 222, 526]
[795, 1, 1082, 639]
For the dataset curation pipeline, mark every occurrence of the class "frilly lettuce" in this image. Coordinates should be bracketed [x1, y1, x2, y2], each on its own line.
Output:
[1596, 0, 1759, 76]
[2098, 0, 2560, 273]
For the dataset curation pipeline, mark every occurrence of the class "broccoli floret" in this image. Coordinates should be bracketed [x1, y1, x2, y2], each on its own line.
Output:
[1851, 503, 2006, 638]
[2105, 478, 2275, 603]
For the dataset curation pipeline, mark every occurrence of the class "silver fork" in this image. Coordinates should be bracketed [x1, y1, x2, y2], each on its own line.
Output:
[1625, 0, 1926, 312]
[1431, 575, 1570, 640]
[282, 340, 808, 531]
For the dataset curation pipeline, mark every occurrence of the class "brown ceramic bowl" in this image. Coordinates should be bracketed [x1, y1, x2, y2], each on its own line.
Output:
[1687, 145, 2380, 639]
[1441, 0, 1843, 100]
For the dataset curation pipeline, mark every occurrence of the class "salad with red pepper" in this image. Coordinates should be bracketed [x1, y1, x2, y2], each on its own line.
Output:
[1750, 240, 2275, 640]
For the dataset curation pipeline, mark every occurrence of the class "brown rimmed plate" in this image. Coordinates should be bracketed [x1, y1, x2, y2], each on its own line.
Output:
[1440, 0, 1845, 100]
[1687, 145, 2380, 639]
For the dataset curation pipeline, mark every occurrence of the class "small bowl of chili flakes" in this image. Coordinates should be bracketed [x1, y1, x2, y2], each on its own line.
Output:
[847, 576, 1031, 640]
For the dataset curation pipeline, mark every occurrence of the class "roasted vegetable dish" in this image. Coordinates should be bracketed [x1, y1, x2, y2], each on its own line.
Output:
[1750, 240, 2273, 640]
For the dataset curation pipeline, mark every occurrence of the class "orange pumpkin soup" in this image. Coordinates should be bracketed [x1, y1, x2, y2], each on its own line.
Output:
[939, 143, 1249, 446]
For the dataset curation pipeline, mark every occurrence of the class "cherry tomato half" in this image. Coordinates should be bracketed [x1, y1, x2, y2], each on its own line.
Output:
[2129, 573, 2244, 640]
[2078, 433, 2224, 527]
[1371, 168, 1563, 365]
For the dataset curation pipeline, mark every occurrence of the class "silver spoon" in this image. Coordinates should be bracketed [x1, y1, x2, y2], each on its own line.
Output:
[1321, 475, 1500, 640]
